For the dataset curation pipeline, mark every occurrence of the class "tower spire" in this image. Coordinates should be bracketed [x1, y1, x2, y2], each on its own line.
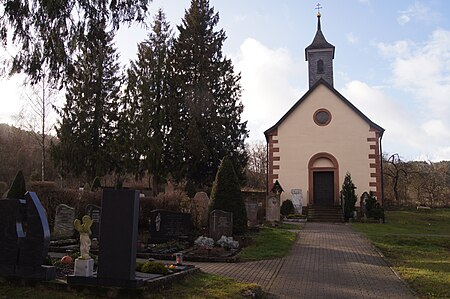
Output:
[305, 4, 335, 88]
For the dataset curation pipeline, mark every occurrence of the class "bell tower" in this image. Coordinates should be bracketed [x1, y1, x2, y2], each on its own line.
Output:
[305, 7, 335, 88]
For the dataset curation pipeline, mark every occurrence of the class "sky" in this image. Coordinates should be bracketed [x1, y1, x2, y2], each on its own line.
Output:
[1, 0, 449, 162]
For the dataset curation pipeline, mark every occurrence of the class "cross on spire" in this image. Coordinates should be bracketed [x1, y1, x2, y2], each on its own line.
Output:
[315, 3, 322, 16]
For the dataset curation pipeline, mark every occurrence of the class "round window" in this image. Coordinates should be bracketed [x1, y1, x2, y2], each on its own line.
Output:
[314, 109, 331, 126]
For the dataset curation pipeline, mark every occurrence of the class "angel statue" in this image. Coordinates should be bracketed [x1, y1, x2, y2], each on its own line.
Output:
[74, 215, 94, 259]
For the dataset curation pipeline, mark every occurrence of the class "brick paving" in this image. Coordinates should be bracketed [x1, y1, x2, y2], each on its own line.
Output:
[192, 223, 416, 299]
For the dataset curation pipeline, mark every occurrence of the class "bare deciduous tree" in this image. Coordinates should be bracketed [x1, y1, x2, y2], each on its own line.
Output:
[245, 141, 267, 190]
[16, 75, 60, 181]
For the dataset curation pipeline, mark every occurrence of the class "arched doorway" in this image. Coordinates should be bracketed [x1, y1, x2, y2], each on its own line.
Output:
[308, 153, 339, 206]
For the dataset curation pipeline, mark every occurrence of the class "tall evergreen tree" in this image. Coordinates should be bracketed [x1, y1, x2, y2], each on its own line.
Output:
[172, 0, 248, 187]
[125, 9, 174, 194]
[210, 156, 247, 234]
[52, 18, 122, 183]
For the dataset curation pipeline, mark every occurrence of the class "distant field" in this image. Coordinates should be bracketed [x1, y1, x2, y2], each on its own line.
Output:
[353, 209, 450, 298]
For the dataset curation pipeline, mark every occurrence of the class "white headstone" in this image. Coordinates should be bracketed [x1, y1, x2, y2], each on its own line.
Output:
[291, 189, 303, 215]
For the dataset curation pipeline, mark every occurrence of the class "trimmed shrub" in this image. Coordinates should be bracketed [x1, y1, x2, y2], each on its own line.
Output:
[210, 156, 247, 234]
[340, 172, 357, 220]
[139, 261, 169, 275]
[366, 192, 385, 222]
[7, 170, 26, 199]
[280, 199, 295, 216]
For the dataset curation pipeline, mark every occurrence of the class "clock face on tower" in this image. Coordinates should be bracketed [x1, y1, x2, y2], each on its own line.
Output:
[314, 108, 331, 126]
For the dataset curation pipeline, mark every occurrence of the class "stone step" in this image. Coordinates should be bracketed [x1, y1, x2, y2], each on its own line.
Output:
[307, 205, 344, 223]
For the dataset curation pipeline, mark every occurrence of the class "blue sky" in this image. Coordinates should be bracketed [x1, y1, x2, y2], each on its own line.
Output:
[1, 0, 449, 161]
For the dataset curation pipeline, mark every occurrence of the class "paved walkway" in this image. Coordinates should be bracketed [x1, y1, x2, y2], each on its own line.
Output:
[191, 223, 416, 298]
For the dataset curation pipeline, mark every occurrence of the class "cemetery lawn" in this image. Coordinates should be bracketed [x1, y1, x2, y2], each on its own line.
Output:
[239, 225, 298, 261]
[0, 273, 261, 298]
[352, 209, 450, 298]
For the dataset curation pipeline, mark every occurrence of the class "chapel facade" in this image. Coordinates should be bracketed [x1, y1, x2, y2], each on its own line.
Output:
[264, 13, 384, 208]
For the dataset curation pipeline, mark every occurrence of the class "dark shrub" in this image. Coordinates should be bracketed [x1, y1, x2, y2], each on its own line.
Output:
[0, 181, 8, 198]
[210, 156, 247, 234]
[366, 192, 385, 222]
[280, 199, 295, 216]
[7, 170, 26, 199]
[340, 172, 357, 220]
[185, 180, 196, 198]
[91, 177, 101, 191]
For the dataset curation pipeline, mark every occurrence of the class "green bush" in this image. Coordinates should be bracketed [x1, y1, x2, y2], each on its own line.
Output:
[280, 199, 295, 216]
[7, 170, 27, 199]
[138, 261, 169, 275]
[340, 172, 357, 220]
[210, 156, 247, 234]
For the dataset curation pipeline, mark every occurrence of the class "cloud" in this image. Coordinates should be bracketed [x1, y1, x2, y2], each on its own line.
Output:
[374, 29, 450, 161]
[341, 81, 422, 156]
[397, 1, 440, 25]
[346, 32, 359, 44]
[233, 38, 305, 141]
[0, 75, 25, 125]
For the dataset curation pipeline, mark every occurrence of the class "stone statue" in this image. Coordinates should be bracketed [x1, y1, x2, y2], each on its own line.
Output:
[74, 215, 93, 259]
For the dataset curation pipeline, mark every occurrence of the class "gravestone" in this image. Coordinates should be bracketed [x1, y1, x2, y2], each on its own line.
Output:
[245, 199, 259, 228]
[192, 192, 210, 228]
[266, 196, 280, 223]
[0, 192, 56, 280]
[53, 204, 75, 239]
[86, 204, 101, 240]
[209, 209, 233, 241]
[97, 189, 140, 287]
[68, 189, 151, 288]
[291, 189, 303, 215]
[149, 210, 193, 243]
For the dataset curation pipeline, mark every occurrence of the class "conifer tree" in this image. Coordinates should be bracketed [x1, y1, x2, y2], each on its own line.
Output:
[52, 19, 122, 182]
[172, 0, 248, 187]
[210, 156, 247, 234]
[341, 172, 357, 219]
[125, 9, 174, 194]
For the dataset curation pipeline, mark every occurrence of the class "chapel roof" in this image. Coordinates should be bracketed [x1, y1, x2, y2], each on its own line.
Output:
[264, 79, 385, 140]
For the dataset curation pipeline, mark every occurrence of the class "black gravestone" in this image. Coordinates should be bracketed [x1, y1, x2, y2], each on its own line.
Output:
[0, 199, 21, 275]
[149, 210, 193, 243]
[0, 192, 55, 280]
[97, 189, 141, 287]
[86, 204, 101, 240]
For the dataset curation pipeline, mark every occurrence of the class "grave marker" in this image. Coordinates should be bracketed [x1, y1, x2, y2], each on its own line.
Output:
[245, 199, 258, 228]
[86, 204, 101, 240]
[209, 209, 233, 241]
[149, 210, 193, 243]
[291, 189, 303, 215]
[53, 204, 75, 239]
[0, 192, 55, 280]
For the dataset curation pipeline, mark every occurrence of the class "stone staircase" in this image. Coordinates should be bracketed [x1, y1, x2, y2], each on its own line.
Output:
[307, 205, 344, 222]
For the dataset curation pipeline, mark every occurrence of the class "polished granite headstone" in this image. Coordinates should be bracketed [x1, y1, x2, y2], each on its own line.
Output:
[68, 189, 142, 288]
[0, 192, 56, 280]
[149, 209, 192, 243]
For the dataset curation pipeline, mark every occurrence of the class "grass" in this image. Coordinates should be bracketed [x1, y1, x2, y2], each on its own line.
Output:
[0, 273, 262, 299]
[352, 209, 450, 298]
[151, 272, 262, 299]
[239, 225, 298, 261]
